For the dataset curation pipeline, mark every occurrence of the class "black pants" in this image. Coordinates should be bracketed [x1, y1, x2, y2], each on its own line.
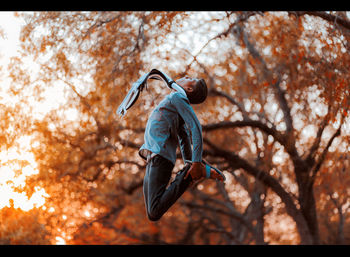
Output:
[143, 155, 192, 221]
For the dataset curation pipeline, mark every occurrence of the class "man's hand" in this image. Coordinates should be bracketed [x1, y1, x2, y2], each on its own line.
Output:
[184, 162, 205, 181]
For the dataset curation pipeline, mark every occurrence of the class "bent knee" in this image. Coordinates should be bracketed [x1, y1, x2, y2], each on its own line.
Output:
[146, 207, 163, 221]
[147, 213, 161, 222]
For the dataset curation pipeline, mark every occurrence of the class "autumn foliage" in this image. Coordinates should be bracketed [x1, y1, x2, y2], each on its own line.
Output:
[0, 11, 349, 245]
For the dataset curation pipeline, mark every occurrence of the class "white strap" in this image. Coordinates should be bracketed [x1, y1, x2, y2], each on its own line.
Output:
[117, 69, 187, 117]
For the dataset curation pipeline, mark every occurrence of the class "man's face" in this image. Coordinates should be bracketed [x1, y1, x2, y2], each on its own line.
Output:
[176, 76, 199, 93]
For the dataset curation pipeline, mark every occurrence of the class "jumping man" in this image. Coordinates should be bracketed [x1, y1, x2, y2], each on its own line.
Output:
[139, 75, 225, 221]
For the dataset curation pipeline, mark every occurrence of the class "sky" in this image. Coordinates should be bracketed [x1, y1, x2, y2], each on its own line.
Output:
[0, 12, 22, 65]
[0, 13, 68, 244]
[0, 12, 22, 102]
[0, 12, 50, 211]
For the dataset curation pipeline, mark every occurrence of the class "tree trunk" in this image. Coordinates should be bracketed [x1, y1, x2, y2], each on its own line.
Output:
[296, 167, 320, 245]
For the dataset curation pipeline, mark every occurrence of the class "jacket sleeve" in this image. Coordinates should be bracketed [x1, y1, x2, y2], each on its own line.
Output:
[177, 115, 192, 162]
[171, 93, 203, 163]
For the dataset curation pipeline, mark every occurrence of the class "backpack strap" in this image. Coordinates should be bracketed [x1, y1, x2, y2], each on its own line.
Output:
[117, 69, 186, 117]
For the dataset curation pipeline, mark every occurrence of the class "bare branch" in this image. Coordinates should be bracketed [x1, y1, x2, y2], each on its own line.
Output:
[202, 119, 285, 149]
[292, 11, 350, 30]
[305, 105, 332, 164]
[82, 13, 122, 40]
[181, 200, 254, 232]
[120, 179, 144, 195]
[203, 137, 313, 243]
[329, 192, 346, 244]
[182, 11, 261, 75]
[233, 24, 294, 136]
[310, 117, 344, 182]
[118, 138, 142, 150]
[209, 87, 249, 118]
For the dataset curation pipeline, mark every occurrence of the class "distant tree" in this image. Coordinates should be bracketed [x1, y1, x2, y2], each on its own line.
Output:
[0, 206, 51, 244]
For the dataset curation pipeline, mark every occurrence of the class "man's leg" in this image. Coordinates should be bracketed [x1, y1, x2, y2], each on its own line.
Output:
[143, 155, 192, 221]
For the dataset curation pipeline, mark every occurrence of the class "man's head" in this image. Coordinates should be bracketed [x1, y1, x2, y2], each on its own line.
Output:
[176, 76, 208, 104]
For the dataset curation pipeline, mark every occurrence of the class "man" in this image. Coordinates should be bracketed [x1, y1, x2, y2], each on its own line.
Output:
[139, 75, 224, 222]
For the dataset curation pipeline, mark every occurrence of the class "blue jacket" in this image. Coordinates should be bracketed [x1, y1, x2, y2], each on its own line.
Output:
[139, 92, 203, 165]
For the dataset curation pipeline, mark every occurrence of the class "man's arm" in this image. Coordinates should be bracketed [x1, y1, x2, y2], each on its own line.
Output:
[171, 93, 205, 180]
[171, 93, 203, 163]
[177, 115, 192, 163]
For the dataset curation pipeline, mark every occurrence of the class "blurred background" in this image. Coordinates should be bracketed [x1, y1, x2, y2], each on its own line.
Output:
[0, 11, 349, 245]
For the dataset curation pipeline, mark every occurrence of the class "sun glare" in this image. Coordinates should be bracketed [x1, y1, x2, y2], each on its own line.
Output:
[0, 135, 49, 211]
[55, 236, 66, 245]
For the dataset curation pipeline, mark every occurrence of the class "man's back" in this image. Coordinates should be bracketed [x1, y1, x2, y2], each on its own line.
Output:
[139, 91, 203, 165]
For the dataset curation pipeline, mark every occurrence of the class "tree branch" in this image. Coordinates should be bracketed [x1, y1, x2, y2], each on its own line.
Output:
[82, 13, 122, 40]
[118, 138, 141, 149]
[209, 87, 249, 118]
[181, 11, 262, 75]
[292, 11, 350, 31]
[203, 137, 313, 243]
[181, 200, 255, 232]
[329, 192, 346, 244]
[202, 119, 286, 150]
[310, 117, 343, 183]
[305, 105, 332, 165]
[233, 24, 295, 136]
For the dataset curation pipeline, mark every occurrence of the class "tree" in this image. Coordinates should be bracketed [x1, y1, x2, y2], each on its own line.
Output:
[0, 206, 51, 244]
[188, 11, 349, 244]
[8, 11, 192, 244]
[4, 11, 349, 244]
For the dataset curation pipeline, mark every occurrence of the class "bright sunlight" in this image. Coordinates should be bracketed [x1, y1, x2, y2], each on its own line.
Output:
[0, 135, 49, 211]
[0, 13, 50, 212]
